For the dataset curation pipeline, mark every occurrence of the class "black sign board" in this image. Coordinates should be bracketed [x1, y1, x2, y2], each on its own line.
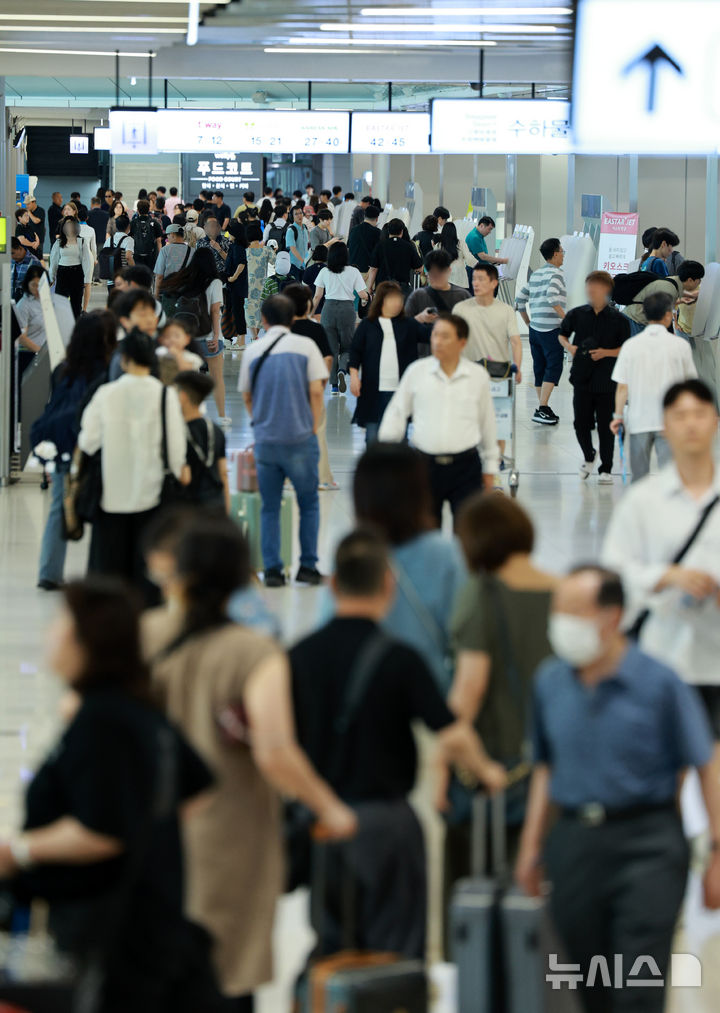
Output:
[181, 152, 265, 202]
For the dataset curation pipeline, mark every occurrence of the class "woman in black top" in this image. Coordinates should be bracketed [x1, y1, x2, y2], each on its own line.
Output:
[225, 220, 248, 347]
[412, 214, 438, 259]
[348, 281, 427, 444]
[0, 578, 221, 1013]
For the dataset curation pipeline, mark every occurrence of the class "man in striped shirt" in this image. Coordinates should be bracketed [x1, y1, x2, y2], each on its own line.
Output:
[516, 238, 567, 425]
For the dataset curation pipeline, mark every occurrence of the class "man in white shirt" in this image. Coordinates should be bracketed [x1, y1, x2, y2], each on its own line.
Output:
[603, 379, 720, 758]
[379, 313, 498, 525]
[454, 263, 522, 376]
[610, 292, 697, 480]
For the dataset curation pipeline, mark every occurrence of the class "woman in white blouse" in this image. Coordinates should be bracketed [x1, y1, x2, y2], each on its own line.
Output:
[311, 242, 368, 393]
[78, 329, 188, 598]
[48, 217, 93, 318]
[348, 281, 428, 444]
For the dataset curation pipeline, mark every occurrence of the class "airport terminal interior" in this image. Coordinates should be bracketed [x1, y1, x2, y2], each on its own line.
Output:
[2, 1, 720, 1011]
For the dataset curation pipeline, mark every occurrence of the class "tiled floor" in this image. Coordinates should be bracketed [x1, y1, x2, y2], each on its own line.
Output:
[0, 338, 717, 1010]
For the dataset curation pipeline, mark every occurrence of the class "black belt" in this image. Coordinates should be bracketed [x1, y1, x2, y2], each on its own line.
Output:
[560, 800, 677, 827]
[420, 447, 479, 467]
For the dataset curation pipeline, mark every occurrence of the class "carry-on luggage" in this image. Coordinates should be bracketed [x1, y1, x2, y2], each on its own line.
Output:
[229, 489, 292, 575]
[16, 344, 52, 470]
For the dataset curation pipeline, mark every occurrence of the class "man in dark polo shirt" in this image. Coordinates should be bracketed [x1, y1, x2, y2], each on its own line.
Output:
[347, 203, 381, 281]
[406, 249, 471, 325]
[559, 270, 631, 484]
[290, 529, 505, 958]
[367, 218, 422, 297]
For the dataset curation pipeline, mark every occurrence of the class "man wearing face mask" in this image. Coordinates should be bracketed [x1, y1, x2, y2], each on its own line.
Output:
[516, 565, 720, 1013]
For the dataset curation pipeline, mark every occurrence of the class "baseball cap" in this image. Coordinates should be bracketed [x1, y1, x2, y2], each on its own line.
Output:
[166, 224, 184, 235]
[275, 251, 291, 276]
[185, 209, 199, 222]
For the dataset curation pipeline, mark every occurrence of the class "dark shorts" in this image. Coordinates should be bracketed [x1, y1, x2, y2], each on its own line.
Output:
[529, 326, 563, 386]
[694, 685, 720, 740]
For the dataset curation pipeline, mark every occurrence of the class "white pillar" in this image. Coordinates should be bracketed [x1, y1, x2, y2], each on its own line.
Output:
[371, 153, 390, 205]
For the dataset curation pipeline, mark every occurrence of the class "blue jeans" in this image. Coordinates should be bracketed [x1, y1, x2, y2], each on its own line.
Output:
[38, 461, 69, 584]
[256, 435, 320, 572]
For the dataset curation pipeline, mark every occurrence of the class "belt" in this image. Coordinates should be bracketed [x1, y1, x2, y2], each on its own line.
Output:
[420, 447, 479, 467]
[560, 800, 676, 828]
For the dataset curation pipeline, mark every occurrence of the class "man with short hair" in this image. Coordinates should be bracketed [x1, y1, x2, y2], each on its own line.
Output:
[101, 214, 135, 289]
[233, 190, 257, 221]
[196, 217, 230, 281]
[347, 204, 381, 279]
[305, 183, 315, 200]
[286, 205, 311, 282]
[153, 225, 193, 296]
[25, 196, 45, 254]
[455, 263, 522, 374]
[309, 208, 340, 252]
[675, 260, 705, 339]
[239, 294, 328, 587]
[290, 526, 506, 958]
[10, 238, 40, 301]
[165, 186, 182, 220]
[14, 208, 40, 253]
[460, 216, 508, 289]
[88, 197, 110, 256]
[405, 249, 471, 327]
[130, 199, 163, 270]
[641, 228, 680, 278]
[318, 189, 332, 208]
[559, 270, 631, 483]
[433, 206, 450, 231]
[515, 237, 567, 425]
[330, 185, 343, 207]
[47, 192, 64, 244]
[367, 218, 422, 296]
[610, 292, 697, 480]
[210, 191, 232, 232]
[515, 563, 720, 1013]
[349, 195, 372, 234]
[379, 313, 498, 523]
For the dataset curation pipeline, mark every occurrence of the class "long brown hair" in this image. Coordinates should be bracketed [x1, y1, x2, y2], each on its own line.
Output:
[367, 280, 405, 322]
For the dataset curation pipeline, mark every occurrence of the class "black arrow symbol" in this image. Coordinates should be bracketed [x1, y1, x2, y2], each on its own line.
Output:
[623, 44, 683, 113]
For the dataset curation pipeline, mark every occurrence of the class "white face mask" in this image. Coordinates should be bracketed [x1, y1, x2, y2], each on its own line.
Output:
[548, 613, 603, 668]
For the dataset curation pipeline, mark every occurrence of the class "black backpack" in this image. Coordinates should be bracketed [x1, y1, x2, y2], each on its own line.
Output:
[97, 234, 129, 281]
[612, 271, 679, 307]
[131, 216, 158, 259]
[160, 288, 212, 337]
[267, 221, 288, 251]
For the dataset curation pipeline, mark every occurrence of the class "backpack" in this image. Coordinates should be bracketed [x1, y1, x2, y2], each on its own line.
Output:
[131, 216, 158, 259]
[267, 221, 288, 251]
[31, 372, 88, 457]
[97, 234, 129, 281]
[612, 271, 680, 307]
[160, 288, 212, 337]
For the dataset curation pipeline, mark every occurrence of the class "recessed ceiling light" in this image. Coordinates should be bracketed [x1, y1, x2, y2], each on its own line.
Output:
[360, 6, 572, 14]
[321, 22, 557, 33]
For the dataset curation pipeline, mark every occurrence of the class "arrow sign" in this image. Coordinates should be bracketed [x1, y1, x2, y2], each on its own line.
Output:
[623, 44, 683, 113]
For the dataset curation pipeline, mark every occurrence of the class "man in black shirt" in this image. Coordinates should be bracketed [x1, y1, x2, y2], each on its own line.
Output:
[290, 529, 505, 957]
[25, 196, 45, 253]
[347, 204, 381, 279]
[367, 218, 422, 296]
[348, 195, 372, 234]
[210, 191, 232, 231]
[88, 197, 110, 252]
[559, 270, 631, 483]
[405, 249, 471, 324]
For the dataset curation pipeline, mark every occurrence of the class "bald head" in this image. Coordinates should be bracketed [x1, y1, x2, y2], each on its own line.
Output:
[549, 566, 625, 669]
[554, 566, 625, 620]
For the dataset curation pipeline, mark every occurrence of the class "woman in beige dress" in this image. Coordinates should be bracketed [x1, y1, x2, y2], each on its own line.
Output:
[144, 515, 356, 1012]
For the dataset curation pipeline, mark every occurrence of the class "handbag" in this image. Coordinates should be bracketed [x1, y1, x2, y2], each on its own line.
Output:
[70, 448, 102, 527]
[628, 493, 720, 639]
[478, 358, 512, 381]
[159, 386, 184, 507]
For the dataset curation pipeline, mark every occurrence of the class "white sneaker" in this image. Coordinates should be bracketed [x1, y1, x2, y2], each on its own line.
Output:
[217, 416, 232, 427]
[579, 458, 596, 480]
[598, 472, 614, 485]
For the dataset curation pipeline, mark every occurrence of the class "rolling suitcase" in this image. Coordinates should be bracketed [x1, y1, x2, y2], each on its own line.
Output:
[229, 489, 293, 576]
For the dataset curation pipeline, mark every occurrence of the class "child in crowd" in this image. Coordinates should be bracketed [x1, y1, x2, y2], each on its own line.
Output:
[174, 370, 230, 514]
[108, 289, 160, 380]
[157, 318, 204, 383]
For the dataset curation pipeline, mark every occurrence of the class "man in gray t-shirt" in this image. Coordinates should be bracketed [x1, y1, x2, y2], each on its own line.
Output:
[404, 249, 470, 350]
[153, 225, 193, 295]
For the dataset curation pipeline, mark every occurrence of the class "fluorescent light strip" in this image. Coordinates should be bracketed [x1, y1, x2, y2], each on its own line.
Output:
[264, 47, 385, 54]
[0, 26, 184, 33]
[360, 6, 572, 14]
[187, 0, 200, 45]
[270, 38, 497, 47]
[0, 46, 156, 56]
[321, 22, 557, 33]
[0, 13, 187, 21]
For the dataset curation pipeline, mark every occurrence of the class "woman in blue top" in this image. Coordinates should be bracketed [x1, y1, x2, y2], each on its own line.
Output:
[353, 442, 466, 692]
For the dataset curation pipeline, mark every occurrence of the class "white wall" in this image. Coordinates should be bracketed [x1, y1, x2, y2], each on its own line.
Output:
[112, 154, 181, 203]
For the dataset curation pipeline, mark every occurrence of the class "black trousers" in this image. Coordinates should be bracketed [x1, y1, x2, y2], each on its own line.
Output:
[228, 286, 247, 337]
[55, 263, 85, 318]
[545, 809, 689, 1013]
[88, 507, 160, 605]
[572, 386, 615, 474]
[423, 449, 484, 527]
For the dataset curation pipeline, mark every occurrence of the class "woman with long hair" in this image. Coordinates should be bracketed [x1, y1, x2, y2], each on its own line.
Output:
[225, 219, 248, 348]
[434, 221, 470, 289]
[0, 577, 222, 1012]
[159, 246, 229, 423]
[78, 329, 187, 595]
[106, 199, 127, 238]
[48, 216, 93, 317]
[311, 241, 368, 393]
[34, 310, 117, 590]
[348, 280, 426, 443]
[144, 517, 356, 1013]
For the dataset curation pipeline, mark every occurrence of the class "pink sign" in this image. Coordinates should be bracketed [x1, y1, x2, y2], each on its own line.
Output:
[597, 212, 640, 276]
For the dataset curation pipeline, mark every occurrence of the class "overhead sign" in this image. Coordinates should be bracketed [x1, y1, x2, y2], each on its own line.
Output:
[596, 212, 640, 276]
[181, 152, 264, 201]
[94, 127, 111, 151]
[157, 110, 350, 154]
[109, 109, 158, 154]
[69, 135, 89, 155]
[573, 0, 719, 153]
[350, 112, 430, 154]
[430, 99, 571, 154]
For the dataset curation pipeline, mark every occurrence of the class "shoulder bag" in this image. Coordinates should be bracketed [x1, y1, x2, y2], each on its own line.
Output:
[628, 494, 720, 639]
[159, 386, 184, 507]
